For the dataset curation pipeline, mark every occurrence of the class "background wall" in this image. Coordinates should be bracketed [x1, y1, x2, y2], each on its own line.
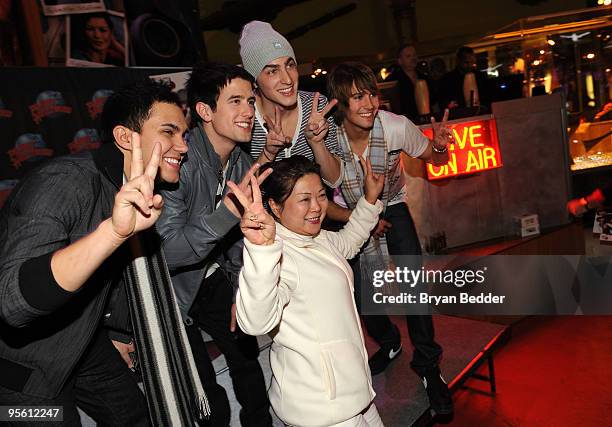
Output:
[0, 67, 186, 208]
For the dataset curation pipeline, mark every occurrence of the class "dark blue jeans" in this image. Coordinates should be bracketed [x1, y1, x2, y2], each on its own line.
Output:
[0, 328, 149, 426]
[352, 202, 442, 376]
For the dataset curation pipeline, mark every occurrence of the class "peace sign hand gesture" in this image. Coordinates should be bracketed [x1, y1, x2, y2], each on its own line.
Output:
[111, 132, 164, 239]
[226, 175, 276, 246]
[360, 156, 384, 205]
[223, 163, 273, 218]
[263, 106, 291, 160]
[431, 108, 453, 151]
[304, 92, 338, 147]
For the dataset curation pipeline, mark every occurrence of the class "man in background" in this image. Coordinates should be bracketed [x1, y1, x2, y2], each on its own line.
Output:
[439, 46, 488, 110]
[388, 43, 431, 122]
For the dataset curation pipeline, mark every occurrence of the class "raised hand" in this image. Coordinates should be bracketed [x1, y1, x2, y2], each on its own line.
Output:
[111, 132, 164, 239]
[227, 175, 276, 246]
[431, 108, 453, 151]
[262, 106, 291, 160]
[224, 163, 274, 218]
[360, 156, 384, 205]
[304, 92, 338, 147]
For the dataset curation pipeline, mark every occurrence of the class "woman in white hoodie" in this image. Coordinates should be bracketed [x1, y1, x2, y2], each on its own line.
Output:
[227, 155, 385, 427]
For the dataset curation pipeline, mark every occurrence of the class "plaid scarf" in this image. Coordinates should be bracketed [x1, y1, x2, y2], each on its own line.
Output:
[338, 115, 390, 207]
[338, 115, 393, 280]
[124, 231, 210, 426]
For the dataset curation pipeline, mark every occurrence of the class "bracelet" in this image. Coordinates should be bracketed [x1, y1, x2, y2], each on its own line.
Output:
[432, 144, 448, 154]
[262, 149, 274, 162]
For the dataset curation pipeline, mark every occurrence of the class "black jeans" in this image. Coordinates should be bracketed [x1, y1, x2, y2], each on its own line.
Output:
[0, 328, 149, 426]
[353, 202, 442, 376]
[186, 269, 271, 427]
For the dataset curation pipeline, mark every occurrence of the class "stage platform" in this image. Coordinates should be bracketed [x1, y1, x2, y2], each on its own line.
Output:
[214, 315, 510, 426]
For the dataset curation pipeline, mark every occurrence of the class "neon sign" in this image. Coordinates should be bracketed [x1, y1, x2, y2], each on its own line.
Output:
[422, 118, 502, 180]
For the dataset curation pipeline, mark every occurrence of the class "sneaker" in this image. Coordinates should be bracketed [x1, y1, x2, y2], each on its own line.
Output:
[422, 369, 453, 415]
[368, 343, 402, 375]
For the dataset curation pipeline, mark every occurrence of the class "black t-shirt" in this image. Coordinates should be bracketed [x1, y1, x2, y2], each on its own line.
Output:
[439, 68, 489, 109]
[389, 69, 419, 121]
[388, 69, 436, 121]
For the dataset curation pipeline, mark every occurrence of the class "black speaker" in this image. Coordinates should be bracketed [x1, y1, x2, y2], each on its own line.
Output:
[125, 0, 205, 66]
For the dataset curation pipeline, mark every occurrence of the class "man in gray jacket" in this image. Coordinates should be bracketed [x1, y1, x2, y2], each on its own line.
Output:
[157, 62, 272, 426]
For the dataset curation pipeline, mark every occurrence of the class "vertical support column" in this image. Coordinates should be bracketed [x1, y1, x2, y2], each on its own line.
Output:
[21, 0, 48, 66]
[388, 0, 418, 45]
[488, 354, 497, 394]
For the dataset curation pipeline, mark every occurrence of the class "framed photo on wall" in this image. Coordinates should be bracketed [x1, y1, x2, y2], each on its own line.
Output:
[66, 10, 127, 67]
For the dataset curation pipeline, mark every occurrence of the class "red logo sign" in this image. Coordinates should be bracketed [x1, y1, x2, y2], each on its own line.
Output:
[29, 98, 72, 124]
[68, 130, 102, 153]
[423, 118, 502, 180]
[8, 142, 54, 168]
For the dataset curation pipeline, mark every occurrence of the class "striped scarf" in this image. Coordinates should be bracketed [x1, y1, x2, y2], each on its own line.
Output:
[338, 115, 393, 280]
[124, 231, 210, 426]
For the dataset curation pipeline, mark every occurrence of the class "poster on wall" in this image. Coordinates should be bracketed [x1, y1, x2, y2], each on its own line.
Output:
[149, 71, 191, 118]
[40, 0, 105, 16]
[66, 10, 128, 67]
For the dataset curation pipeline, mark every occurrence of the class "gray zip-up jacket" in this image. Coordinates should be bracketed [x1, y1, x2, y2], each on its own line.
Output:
[157, 124, 253, 322]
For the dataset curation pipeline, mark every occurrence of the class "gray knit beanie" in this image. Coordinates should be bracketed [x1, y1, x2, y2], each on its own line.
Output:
[239, 21, 296, 79]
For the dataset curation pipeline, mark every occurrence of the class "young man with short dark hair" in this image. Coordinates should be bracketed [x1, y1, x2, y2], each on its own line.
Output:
[326, 62, 454, 416]
[157, 62, 272, 427]
[0, 80, 205, 425]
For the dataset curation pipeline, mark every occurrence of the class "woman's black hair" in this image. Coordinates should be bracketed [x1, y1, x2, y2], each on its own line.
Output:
[260, 155, 322, 215]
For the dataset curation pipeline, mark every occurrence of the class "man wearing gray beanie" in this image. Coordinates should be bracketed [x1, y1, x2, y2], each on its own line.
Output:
[239, 20, 343, 188]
